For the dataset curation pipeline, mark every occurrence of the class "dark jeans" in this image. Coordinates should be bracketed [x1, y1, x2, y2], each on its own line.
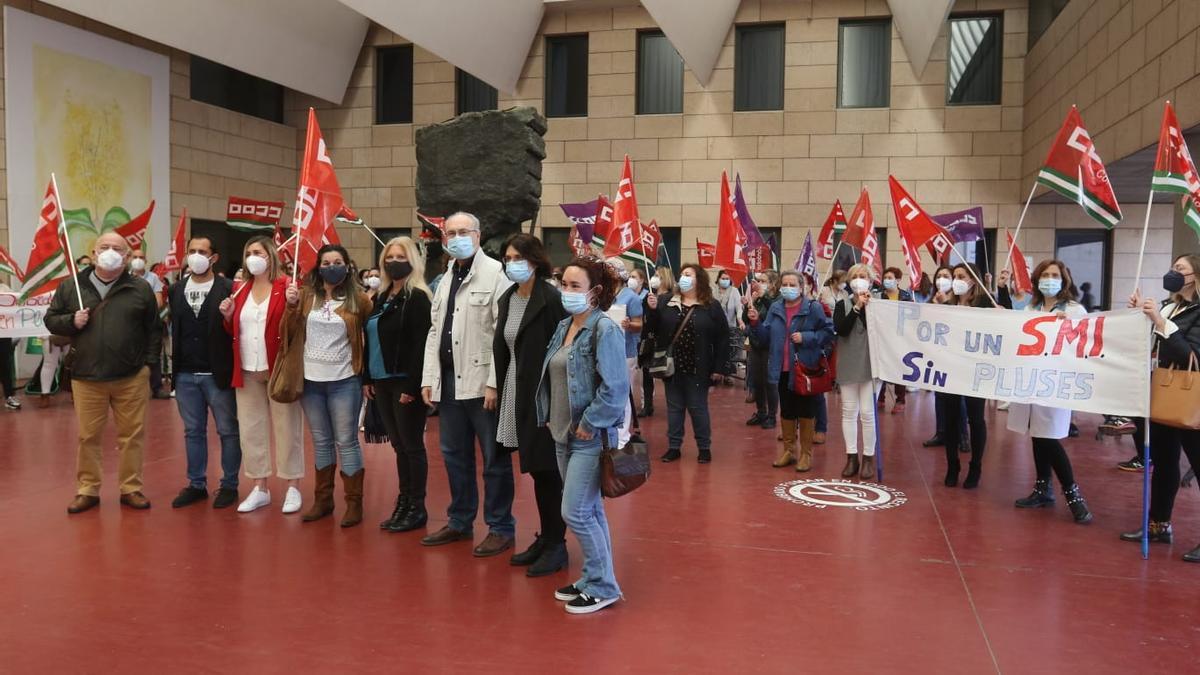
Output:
[374, 378, 429, 500]
[642, 366, 654, 410]
[935, 393, 969, 437]
[174, 372, 241, 490]
[1149, 422, 1200, 522]
[0, 338, 14, 397]
[439, 368, 515, 536]
[943, 394, 986, 466]
[531, 468, 567, 544]
[665, 373, 712, 451]
[815, 392, 828, 433]
[749, 347, 778, 419]
[777, 375, 819, 420]
[1031, 437, 1075, 489]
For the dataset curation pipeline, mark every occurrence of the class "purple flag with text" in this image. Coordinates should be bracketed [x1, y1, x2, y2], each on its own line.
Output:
[733, 174, 766, 250]
[559, 199, 600, 244]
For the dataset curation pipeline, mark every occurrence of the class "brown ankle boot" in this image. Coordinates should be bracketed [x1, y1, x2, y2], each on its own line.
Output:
[302, 465, 336, 522]
[796, 418, 815, 472]
[840, 454, 859, 478]
[773, 419, 797, 467]
[340, 469, 364, 527]
[860, 455, 876, 480]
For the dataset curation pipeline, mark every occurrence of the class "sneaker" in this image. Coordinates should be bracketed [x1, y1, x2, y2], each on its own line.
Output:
[282, 486, 303, 514]
[1100, 416, 1135, 433]
[554, 584, 582, 601]
[565, 592, 618, 615]
[212, 487, 238, 509]
[237, 487, 271, 513]
[171, 486, 208, 508]
[745, 413, 763, 426]
[1116, 457, 1145, 472]
[4, 396, 21, 410]
[996, 400, 1010, 411]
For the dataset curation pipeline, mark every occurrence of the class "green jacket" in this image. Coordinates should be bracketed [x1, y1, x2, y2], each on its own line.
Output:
[44, 270, 162, 381]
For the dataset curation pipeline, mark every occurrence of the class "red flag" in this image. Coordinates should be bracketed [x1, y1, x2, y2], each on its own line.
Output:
[113, 200, 155, 252]
[888, 176, 954, 284]
[1150, 102, 1200, 236]
[816, 200, 845, 259]
[862, 227, 882, 279]
[602, 156, 642, 258]
[163, 208, 187, 273]
[714, 171, 749, 285]
[417, 212, 445, 241]
[291, 108, 345, 275]
[1037, 106, 1122, 228]
[592, 194, 613, 247]
[697, 240, 716, 268]
[568, 226, 590, 257]
[639, 218, 662, 258]
[841, 189, 873, 250]
[274, 227, 295, 267]
[18, 180, 71, 302]
[1006, 230, 1032, 295]
[0, 245, 25, 283]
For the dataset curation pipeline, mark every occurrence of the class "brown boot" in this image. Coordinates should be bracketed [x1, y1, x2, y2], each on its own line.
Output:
[860, 455, 876, 481]
[840, 454, 859, 478]
[773, 419, 797, 467]
[340, 469, 364, 528]
[796, 418, 815, 472]
[302, 465, 336, 522]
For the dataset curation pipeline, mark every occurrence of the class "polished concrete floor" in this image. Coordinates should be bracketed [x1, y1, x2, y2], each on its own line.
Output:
[0, 385, 1196, 674]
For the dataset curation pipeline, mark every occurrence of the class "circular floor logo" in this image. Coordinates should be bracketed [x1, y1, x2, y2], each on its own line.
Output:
[774, 479, 907, 511]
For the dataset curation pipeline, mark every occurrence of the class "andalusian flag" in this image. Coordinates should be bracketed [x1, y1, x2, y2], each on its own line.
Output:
[19, 180, 73, 302]
[1036, 106, 1122, 228]
[1150, 102, 1200, 239]
[0, 246, 23, 283]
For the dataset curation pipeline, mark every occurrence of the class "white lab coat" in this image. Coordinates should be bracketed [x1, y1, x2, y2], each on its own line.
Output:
[1006, 299, 1087, 440]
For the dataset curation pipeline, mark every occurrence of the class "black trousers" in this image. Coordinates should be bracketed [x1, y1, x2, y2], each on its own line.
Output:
[750, 347, 778, 418]
[0, 338, 15, 397]
[1031, 437, 1075, 489]
[943, 394, 986, 467]
[1149, 421, 1200, 522]
[777, 375, 818, 421]
[641, 366, 654, 410]
[530, 469, 566, 544]
[374, 378, 429, 500]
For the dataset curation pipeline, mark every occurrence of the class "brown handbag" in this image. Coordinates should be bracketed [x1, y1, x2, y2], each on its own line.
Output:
[1150, 353, 1200, 430]
[599, 391, 650, 499]
[268, 297, 307, 404]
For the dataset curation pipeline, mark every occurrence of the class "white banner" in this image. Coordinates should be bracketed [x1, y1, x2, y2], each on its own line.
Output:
[0, 291, 51, 338]
[866, 300, 1152, 417]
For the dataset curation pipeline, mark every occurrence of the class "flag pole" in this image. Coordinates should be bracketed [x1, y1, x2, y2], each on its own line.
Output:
[49, 173, 83, 308]
[292, 231, 301, 282]
[359, 220, 386, 248]
[821, 239, 846, 283]
[1002, 181, 1039, 275]
[947, 244, 998, 307]
[1131, 188, 1156, 298]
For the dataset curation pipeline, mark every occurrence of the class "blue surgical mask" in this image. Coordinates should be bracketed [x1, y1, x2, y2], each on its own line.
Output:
[446, 235, 476, 260]
[719, 278, 731, 289]
[319, 264, 348, 285]
[678, 276, 695, 293]
[561, 290, 592, 315]
[780, 287, 800, 302]
[1038, 278, 1062, 297]
[883, 279, 898, 291]
[505, 260, 532, 284]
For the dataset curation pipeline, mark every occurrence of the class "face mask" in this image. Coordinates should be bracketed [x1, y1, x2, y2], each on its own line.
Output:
[319, 264, 348, 286]
[936, 277, 953, 294]
[561, 290, 592, 315]
[130, 258, 146, 273]
[1163, 270, 1188, 293]
[1038, 278, 1062, 297]
[649, 276, 661, 290]
[446, 235, 476, 260]
[365, 276, 381, 290]
[850, 278, 871, 294]
[96, 249, 124, 272]
[780, 287, 800, 302]
[952, 279, 972, 296]
[719, 278, 731, 289]
[244, 255, 268, 276]
[385, 260, 412, 281]
[187, 253, 211, 275]
[505, 260, 533, 284]
[678, 276, 695, 293]
[627, 278, 642, 291]
[883, 279, 897, 291]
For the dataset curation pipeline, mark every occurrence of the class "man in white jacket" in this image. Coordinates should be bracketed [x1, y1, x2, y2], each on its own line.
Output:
[420, 212, 515, 556]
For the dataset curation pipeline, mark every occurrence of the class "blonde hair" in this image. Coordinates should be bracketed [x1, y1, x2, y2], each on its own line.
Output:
[242, 235, 281, 282]
[655, 266, 676, 294]
[846, 263, 874, 281]
[378, 236, 432, 299]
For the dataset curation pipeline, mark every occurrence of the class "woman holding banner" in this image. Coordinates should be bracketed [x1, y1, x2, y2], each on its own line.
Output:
[940, 263, 994, 489]
[747, 271, 834, 472]
[1121, 254, 1200, 562]
[833, 264, 878, 479]
[1006, 260, 1093, 523]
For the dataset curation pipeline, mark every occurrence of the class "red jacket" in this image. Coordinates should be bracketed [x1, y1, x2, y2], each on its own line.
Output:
[225, 276, 289, 388]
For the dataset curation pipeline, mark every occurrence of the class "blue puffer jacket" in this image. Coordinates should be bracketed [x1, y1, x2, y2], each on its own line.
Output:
[749, 297, 835, 386]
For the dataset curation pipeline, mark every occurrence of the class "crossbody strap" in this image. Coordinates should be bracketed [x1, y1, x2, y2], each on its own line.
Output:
[664, 304, 698, 352]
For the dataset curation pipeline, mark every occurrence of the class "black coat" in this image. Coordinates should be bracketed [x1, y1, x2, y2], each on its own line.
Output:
[362, 283, 432, 395]
[493, 280, 567, 473]
[644, 295, 730, 379]
[167, 275, 235, 389]
[1157, 300, 1200, 369]
[44, 270, 162, 382]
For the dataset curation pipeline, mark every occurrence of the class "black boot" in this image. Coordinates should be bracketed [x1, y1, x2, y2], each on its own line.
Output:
[1120, 520, 1172, 543]
[388, 498, 428, 532]
[510, 533, 546, 567]
[922, 434, 945, 447]
[1063, 484, 1092, 523]
[1183, 543, 1200, 563]
[962, 462, 982, 489]
[1014, 479, 1054, 508]
[379, 494, 410, 529]
[527, 541, 569, 577]
[944, 448, 960, 487]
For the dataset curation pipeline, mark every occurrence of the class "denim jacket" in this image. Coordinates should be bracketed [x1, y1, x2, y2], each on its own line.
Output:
[535, 309, 630, 441]
[749, 297, 835, 385]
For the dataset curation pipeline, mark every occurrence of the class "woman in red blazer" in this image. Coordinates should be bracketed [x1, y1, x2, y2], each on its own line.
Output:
[218, 236, 305, 515]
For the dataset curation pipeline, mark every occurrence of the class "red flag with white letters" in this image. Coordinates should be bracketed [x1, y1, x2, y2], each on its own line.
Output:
[816, 200, 846, 260]
[290, 108, 345, 276]
[1037, 106, 1121, 228]
[714, 171, 748, 285]
[602, 156, 642, 258]
[163, 208, 187, 273]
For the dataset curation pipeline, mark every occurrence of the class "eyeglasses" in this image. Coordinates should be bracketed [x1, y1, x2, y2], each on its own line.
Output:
[444, 228, 478, 238]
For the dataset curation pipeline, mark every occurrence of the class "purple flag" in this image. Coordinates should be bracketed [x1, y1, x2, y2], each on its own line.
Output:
[559, 199, 600, 243]
[931, 206, 985, 244]
[795, 231, 818, 287]
[733, 174, 766, 250]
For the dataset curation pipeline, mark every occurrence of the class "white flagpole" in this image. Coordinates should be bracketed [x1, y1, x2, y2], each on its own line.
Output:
[49, 173, 83, 308]
[820, 239, 846, 283]
[355, 219, 386, 248]
[1001, 181, 1039, 275]
[1131, 189, 1156, 297]
[947, 244, 998, 307]
[292, 228, 302, 283]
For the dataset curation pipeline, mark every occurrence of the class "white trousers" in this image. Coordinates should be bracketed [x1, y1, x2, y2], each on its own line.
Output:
[840, 379, 878, 457]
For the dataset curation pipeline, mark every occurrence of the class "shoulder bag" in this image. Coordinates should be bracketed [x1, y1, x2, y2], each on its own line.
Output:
[592, 321, 650, 497]
[647, 304, 697, 379]
[791, 301, 835, 395]
[268, 295, 307, 404]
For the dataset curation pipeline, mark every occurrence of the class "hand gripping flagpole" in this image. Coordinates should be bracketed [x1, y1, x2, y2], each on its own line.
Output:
[49, 173, 84, 309]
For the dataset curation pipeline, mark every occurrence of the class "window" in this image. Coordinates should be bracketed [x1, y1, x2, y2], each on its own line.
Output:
[542, 228, 575, 268]
[190, 56, 283, 123]
[376, 46, 414, 124]
[658, 226, 681, 273]
[373, 228, 409, 264]
[1028, 0, 1070, 49]
[637, 30, 683, 114]
[456, 69, 498, 115]
[734, 24, 784, 111]
[947, 15, 1002, 105]
[838, 20, 891, 108]
[1056, 229, 1112, 311]
[190, 219, 250, 278]
[545, 35, 588, 117]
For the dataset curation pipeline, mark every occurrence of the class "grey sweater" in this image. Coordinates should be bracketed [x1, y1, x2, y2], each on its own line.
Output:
[832, 296, 873, 384]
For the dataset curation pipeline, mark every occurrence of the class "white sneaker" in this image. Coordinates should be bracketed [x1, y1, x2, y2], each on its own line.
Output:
[997, 401, 1010, 411]
[282, 486, 303, 514]
[237, 487, 271, 513]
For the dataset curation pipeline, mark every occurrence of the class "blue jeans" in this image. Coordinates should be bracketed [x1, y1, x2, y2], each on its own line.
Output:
[301, 376, 364, 474]
[815, 392, 828, 433]
[439, 368, 515, 536]
[174, 372, 241, 490]
[557, 437, 620, 599]
[665, 373, 712, 451]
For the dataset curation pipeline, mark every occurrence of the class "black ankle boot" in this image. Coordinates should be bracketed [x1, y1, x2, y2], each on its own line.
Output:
[510, 533, 546, 566]
[698, 448, 712, 464]
[660, 448, 681, 463]
[944, 449, 960, 487]
[1120, 520, 1172, 543]
[963, 461, 981, 489]
[841, 454, 859, 478]
[1063, 484, 1092, 523]
[527, 541, 568, 577]
[380, 494, 410, 529]
[388, 499, 427, 532]
[1015, 479, 1054, 508]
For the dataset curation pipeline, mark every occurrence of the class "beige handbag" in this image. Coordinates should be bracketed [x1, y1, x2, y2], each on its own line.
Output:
[1150, 353, 1200, 430]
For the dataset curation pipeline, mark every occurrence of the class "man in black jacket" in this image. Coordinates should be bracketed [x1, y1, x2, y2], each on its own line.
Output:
[167, 236, 241, 509]
[44, 233, 162, 513]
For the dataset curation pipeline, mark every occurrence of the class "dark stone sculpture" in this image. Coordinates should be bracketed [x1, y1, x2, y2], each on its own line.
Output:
[414, 106, 547, 254]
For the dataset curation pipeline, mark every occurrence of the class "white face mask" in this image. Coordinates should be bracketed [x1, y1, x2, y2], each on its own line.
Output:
[366, 276, 381, 290]
[96, 249, 125, 272]
[849, 278, 871, 294]
[129, 258, 146, 273]
[649, 276, 661, 290]
[627, 278, 642, 291]
[952, 279, 972, 296]
[936, 277, 953, 294]
[187, 252, 211, 276]
[244, 255, 268, 277]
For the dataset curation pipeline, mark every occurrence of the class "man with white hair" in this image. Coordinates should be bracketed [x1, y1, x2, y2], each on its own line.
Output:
[421, 212, 516, 556]
[45, 232, 163, 513]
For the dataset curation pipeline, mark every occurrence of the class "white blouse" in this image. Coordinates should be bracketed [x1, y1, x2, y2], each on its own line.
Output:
[303, 299, 353, 382]
[238, 293, 270, 373]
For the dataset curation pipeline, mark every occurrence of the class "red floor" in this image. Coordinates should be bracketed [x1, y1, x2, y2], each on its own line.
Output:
[0, 386, 1196, 673]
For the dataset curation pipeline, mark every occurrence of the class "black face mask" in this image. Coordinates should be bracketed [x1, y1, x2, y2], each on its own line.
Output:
[1163, 270, 1187, 293]
[385, 260, 412, 281]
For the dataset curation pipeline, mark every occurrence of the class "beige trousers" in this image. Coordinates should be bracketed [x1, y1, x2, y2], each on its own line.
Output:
[72, 367, 150, 496]
[236, 371, 305, 480]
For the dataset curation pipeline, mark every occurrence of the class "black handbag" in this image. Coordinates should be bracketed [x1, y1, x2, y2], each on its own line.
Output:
[647, 305, 697, 379]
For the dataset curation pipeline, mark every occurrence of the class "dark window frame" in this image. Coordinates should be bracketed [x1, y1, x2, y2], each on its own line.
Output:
[945, 12, 1004, 107]
[544, 34, 589, 118]
[375, 45, 414, 125]
[636, 29, 684, 115]
[836, 18, 892, 109]
[1055, 228, 1114, 311]
[456, 68, 498, 115]
[734, 23, 786, 112]
[189, 55, 284, 123]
